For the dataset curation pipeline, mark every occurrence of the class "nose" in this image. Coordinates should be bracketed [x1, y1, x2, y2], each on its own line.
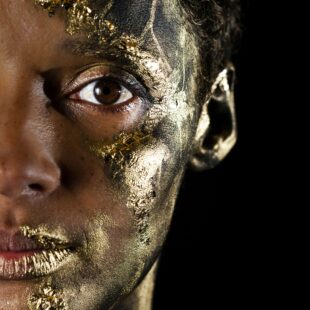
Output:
[0, 148, 61, 199]
[0, 108, 61, 199]
[0, 64, 61, 200]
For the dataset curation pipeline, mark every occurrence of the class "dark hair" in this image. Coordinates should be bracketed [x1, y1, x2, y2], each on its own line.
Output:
[178, 0, 241, 85]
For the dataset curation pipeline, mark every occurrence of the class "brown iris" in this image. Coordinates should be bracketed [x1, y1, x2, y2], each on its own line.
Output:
[94, 79, 122, 105]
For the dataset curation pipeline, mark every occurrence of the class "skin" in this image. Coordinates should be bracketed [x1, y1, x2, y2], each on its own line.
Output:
[0, 0, 236, 309]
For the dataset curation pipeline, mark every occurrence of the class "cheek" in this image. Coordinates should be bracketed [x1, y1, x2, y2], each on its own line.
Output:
[122, 143, 174, 245]
[87, 136, 173, 247]
[85, 103, 196, 248]
[49, 88, 198, 308]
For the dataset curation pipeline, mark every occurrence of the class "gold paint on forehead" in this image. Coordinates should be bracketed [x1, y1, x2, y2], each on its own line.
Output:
[33, 0, 175, 80]
[33, 0, 140, 56]
[140, 0, 172, 71]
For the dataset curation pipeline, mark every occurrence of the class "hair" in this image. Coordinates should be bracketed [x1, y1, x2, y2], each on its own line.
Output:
[178, 0, 241, 86]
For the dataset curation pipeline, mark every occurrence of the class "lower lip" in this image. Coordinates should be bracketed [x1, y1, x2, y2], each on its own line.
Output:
[0, 249, 73, 280]
[0, 250, 40, 260]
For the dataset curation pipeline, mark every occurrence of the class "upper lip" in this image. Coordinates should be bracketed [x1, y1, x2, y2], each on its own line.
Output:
[0, 230, 46, 252]
[0, 229, 75, 280]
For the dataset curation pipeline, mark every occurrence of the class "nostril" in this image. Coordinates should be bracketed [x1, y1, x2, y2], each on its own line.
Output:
[28, 183, 44, 192]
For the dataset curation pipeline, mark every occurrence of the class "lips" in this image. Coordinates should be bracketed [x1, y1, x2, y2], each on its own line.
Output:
[0, 230, 44, 252]
[0, 229, 74, 280]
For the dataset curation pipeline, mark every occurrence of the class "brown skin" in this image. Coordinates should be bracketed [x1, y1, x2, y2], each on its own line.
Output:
[0, 0, 235, 309]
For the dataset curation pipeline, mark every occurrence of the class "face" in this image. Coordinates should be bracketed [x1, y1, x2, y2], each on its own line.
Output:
[0, 0, 215, 309]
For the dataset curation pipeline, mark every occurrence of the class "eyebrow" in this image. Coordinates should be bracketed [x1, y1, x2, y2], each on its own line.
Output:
[60, 37, 169, 92]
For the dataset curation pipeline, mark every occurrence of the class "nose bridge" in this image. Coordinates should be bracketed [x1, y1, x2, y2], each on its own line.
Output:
[0, 116, 41, 170]
[0, 64, 61, 199]
[0, 61, 36, 157]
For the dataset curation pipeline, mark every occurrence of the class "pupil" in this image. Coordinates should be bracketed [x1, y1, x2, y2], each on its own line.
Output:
[94, 80, 121, 105]
[102, 87, 111, 95]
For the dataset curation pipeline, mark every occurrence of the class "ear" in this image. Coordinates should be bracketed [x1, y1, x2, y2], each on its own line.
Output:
[189, 65, 237, 170]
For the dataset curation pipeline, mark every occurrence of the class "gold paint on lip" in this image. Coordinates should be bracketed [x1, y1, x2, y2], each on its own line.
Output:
[20, 225, 71, 250]
[0, 248, 72, 279]
[9, 225, 75, 279]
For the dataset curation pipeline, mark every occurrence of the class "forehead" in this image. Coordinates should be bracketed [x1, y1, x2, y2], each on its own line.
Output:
[0, 0, 198, 99]
[38, 0, 188, 68]
[103, 0, 182, 37]
[104, 0, 186, 66]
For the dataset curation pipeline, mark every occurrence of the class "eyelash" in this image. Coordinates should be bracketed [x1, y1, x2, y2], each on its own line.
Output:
[71, 79, 133, 106]
[61, 67, 149, 113]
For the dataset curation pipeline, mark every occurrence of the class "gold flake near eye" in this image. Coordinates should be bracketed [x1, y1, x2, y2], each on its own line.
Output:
[88, 131, 153, 162]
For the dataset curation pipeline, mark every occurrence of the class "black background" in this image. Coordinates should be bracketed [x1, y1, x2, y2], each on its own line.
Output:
[153, 1, 290, 308]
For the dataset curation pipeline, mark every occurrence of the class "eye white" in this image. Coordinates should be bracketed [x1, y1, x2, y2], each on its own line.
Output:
[77, 80, 133, 105]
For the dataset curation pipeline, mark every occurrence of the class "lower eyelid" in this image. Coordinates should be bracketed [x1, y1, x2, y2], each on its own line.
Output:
[67, 95, 143, 113]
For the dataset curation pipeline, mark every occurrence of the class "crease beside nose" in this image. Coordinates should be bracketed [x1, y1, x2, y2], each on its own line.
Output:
[0, 150, 61, 199]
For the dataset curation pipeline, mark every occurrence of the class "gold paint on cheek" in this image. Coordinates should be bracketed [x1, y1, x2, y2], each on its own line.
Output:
[87, 130, 159, 245]
[21, 215, 113, 309]
[128, 190, 157, 245]
[88, 131, 152, 163]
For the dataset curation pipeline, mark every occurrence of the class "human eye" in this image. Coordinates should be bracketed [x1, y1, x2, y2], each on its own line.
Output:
[62, 65, 147, 113]
[70, 78, 134, 106]
[55, 65, 151, 138]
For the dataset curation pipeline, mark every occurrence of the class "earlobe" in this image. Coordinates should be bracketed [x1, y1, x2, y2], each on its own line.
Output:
[189, 65, 237, 170]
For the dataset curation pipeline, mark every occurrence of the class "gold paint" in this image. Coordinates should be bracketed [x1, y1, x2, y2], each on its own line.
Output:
[88, 131, 156, 245]
[33, 0, 173, 101]
[190, 67, 237, 170]
[140, 0, 172, 71]
[87, 128, 160, 242]
[53, 0, 199, 306]
[24, 213, 113, 310]
[128, 190, 156, 245]
[0, 248, 72, 279]
[111, 260, 158, 310]
[27, 1, 212, 310]
[88, 131, 152, 163]
[5, 225, 74, 280]
[20, 225, 70, 250]
[33, 0, 140, 56]
[28, 283, 67, 310]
